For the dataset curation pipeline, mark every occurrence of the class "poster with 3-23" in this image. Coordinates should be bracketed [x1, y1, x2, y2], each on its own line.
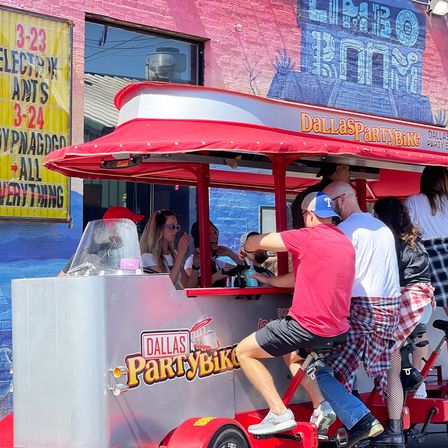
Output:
[0, 7, 71, 221]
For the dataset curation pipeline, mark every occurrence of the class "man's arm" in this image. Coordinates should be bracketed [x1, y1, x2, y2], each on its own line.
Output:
[244, 232, 287, 253]
[252, 271, 294, 288]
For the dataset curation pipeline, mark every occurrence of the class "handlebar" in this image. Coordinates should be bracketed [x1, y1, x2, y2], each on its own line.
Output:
[433, 319, 448, 335]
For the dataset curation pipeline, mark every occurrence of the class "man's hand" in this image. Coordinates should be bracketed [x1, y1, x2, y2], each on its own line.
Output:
[251, 273, 272, 286]
[251, 272, 294, 288]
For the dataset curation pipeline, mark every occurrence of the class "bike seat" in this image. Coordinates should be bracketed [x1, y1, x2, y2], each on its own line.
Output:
[433, 319, 448, 334]
[409, 323, 427, 339]
[298, 339, 343, 359]
[306, 342, 334, 353]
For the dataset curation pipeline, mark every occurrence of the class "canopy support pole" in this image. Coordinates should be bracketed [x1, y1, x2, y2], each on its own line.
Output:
[196, 164, 212, 287]
[272, 155, 288, 276]
[355, 179, 367, 212]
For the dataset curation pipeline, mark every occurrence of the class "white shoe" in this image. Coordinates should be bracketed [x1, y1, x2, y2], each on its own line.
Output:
[414, 382, 427, 398]
[248, 409, 297, 435]
[310, 400, 337, 435]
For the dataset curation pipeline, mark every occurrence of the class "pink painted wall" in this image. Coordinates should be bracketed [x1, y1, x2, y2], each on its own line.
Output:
[1, 0, 446, 135]
[422, 14, 448, 118]
[0, 0, 302, 144]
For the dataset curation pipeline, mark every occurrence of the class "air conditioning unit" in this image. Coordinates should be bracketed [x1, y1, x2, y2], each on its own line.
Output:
[146, 47, 187, 81]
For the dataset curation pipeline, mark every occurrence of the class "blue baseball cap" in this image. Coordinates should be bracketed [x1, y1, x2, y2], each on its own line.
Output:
[301, 191, 340, 219]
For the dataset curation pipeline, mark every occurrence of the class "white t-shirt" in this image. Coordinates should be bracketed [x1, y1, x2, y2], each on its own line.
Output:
[142, 252, 174, 270]
[185, 254, 226, 273]
[405, 193, 448, 240]
[338, 212, 401, 298]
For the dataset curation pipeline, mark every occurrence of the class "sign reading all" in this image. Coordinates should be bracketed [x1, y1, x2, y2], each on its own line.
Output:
[0, 7, 71, 220]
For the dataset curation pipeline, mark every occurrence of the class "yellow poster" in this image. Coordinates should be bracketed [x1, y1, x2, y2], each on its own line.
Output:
[0, 7, 71, 220]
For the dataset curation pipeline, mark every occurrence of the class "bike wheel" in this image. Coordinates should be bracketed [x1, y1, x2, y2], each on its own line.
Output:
[207, 424, 249, 448]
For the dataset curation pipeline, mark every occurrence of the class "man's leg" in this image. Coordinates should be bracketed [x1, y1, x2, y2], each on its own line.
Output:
[316, 366, 369, 429]
[236, 332, 296, 435]
[236, 332, 286, 414]
[284, 352, 336, 435]
[316, 366, 383, 447]
[283, 352, 325, 407]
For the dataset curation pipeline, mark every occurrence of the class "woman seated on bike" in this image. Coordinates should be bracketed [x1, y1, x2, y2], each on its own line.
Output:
[140, 209, 195, 288]
[185, 221, 245, 287]
[372, 197, 435, 447]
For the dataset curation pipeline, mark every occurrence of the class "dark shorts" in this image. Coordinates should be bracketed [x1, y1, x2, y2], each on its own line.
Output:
[255, 316, 347, 357]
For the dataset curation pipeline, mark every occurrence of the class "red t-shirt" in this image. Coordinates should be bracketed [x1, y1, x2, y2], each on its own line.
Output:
[280, 224, 355, 337]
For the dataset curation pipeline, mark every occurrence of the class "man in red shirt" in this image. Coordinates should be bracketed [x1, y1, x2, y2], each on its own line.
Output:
[236, 192, 380, 443]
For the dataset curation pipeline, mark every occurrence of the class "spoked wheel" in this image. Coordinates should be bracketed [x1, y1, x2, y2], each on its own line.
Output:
[207, 424, 249, 448]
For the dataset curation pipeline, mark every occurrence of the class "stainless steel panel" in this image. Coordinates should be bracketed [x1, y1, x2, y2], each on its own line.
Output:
[12, 275, 305, 447]
[13, 277, 108, 447]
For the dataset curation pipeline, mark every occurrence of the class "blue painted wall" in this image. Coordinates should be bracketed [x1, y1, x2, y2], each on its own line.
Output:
[0, 191, 82, 420]
[210, 188, 275, 253]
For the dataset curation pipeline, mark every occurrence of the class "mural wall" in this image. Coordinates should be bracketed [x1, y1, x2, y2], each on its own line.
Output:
[268, 0, 446, 126]
[0, 0, 447, 422]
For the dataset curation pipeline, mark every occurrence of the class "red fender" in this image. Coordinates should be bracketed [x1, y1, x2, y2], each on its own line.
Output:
[0, 413, 13, 448]
[164, 417, 249, 448]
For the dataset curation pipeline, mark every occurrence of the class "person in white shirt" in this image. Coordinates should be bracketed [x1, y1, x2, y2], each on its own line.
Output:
[404, 166, 448, 399]
[140, 209, 193, 287]
[405, 166, 448, 311]
[321, 182, 401, 416]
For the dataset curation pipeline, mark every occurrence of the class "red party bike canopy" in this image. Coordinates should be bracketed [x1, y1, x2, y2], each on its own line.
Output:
[44, 82, 448, 196]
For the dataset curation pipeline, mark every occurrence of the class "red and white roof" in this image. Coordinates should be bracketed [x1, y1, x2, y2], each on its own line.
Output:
[44, 82, 448, 195]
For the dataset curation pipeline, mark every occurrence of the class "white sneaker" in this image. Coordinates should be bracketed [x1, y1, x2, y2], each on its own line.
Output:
[248, 409, 297, 435]
[414, 382, 427, 398]
[310, 400, 337, 435]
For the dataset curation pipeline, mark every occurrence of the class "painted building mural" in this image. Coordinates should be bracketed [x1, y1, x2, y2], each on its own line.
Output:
[0, 0, 447, 423]
[268, 0, 443, 125]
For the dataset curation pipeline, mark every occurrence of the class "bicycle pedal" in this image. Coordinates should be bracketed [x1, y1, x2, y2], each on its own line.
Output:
[253, 433, 302, 442]
[406, 427, 425, 443]
[319, 428, 348, 447]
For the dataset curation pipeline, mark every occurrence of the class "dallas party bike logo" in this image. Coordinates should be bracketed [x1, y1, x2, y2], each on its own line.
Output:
[125, 315, 240, 389]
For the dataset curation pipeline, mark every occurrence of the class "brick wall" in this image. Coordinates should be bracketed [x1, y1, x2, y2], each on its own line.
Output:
[210, 188, 275, 251]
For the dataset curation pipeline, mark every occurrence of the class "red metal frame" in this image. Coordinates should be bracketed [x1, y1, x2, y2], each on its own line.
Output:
[185, 287, 293, 297]
[196, 163, 213, 287]
[235, 409, 318, 448]
[282, 370, 307, 407]
[355, 179, 367, 211]
[272, 155, 289, 276]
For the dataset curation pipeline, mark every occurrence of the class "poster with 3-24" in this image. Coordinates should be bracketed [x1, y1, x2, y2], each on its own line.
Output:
[0, 7, 71, 221]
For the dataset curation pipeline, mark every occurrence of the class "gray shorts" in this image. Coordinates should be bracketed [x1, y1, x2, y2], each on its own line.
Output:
[255, 315, 347, 357]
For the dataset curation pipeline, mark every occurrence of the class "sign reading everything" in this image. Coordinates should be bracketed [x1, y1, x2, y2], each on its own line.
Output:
[0, 7, 71, 220]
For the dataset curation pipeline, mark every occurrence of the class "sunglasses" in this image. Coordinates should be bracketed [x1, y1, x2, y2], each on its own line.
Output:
[164, 223, 181, 231]
[331, 193, 345, 202]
